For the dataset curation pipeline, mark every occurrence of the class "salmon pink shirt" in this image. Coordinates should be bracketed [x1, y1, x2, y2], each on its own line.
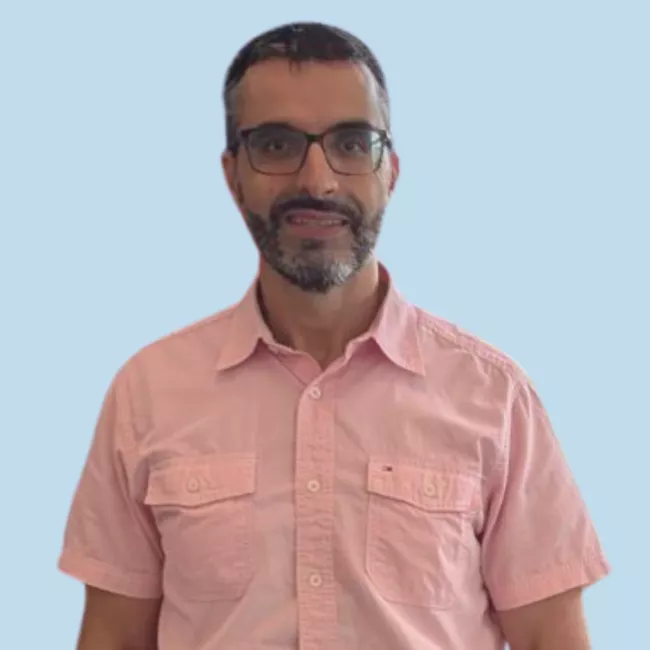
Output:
[59, 266, 610, 650]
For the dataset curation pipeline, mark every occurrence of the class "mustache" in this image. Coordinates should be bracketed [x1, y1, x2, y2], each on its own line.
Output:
[270, 195, 361, 223]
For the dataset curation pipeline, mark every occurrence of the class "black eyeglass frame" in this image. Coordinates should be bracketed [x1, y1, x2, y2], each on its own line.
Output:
[229, 121, 393, 176]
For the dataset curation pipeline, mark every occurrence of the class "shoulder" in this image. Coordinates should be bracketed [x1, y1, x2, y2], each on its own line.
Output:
[107, 303, 240, 430]
[413, 305, 529, 387]
[126, 303, 238, 371]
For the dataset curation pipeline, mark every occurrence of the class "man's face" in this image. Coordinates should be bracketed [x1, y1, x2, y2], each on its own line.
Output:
[222, 59, 399, 293]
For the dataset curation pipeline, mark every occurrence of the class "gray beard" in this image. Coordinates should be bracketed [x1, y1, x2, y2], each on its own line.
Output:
[244, 209, 383, 294]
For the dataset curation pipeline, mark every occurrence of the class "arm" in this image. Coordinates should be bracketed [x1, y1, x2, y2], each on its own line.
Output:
[58, 366, 164, 647]
[76, 586, 161, 650]
[497, 587, 591, 650]
[480, 378, 609, 643]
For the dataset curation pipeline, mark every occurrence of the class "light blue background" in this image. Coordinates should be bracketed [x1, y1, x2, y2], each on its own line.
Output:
[2, 1, 648, 648]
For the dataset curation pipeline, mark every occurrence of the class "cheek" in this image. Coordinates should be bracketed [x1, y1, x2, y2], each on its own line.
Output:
[236, 172, 286, 212]
[351, 176, 390, 210]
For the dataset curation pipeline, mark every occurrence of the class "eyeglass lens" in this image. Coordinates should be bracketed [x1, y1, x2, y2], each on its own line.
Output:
[245, 125, 385, 174]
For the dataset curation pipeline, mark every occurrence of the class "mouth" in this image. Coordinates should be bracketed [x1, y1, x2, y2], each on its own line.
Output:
[283, 210, 349, 238]
[284, 210, 349, 226]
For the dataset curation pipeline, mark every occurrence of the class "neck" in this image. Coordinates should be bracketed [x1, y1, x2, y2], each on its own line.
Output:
[257, 259, 385, 369]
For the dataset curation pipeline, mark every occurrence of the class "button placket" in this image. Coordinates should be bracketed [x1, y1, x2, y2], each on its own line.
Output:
[295, 379, 338, 647]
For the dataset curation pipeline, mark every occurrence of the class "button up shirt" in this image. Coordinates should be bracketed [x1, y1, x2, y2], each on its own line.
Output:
[59, 266, 610, 649]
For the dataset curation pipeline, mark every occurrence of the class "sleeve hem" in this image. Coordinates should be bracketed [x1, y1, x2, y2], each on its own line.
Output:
[491, 551, 611, 611]
[58, 549, 163, 599]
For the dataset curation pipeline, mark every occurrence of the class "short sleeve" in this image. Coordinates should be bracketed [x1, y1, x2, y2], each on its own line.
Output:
[58, 366, 163, 599]
[481, 377, 610, 611]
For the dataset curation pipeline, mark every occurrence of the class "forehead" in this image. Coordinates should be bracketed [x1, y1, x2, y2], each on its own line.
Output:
[236, 59, 384, 131]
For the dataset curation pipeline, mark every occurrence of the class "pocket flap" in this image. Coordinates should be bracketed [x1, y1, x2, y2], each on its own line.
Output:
[145, 454, 256, 507]
[367, 460, 475, 512]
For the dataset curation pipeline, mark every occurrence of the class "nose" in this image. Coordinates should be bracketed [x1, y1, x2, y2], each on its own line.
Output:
[295, 142, 339, 196]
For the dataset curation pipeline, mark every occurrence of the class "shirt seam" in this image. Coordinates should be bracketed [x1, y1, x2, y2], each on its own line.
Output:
[145, 304, 237, 347]
[488, 377, 521, 494]
[59, 548, 161, 588]
[491, 550, 610, 610]
[416, 313, 524, 382]
[416, 313, 522, 490]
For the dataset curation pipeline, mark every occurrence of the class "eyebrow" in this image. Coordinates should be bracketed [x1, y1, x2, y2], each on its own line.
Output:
[244, 119, 381, 133]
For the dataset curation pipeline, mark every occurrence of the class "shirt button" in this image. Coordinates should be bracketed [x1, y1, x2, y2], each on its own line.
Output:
[424, 483, 436, 497]
[309, 385, 322, 399]
[309, 573, 323, 588]
[187, 477, 200, 493]
[307, 479, 321, 493]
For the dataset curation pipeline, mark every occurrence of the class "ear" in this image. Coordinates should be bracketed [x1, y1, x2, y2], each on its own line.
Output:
[222, 150, 250, 216]
[389, 151, 400, 194]
[221, 150, 239, 203]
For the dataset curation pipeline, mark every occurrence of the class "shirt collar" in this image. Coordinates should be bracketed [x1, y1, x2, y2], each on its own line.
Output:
[215, 264, 425, 376]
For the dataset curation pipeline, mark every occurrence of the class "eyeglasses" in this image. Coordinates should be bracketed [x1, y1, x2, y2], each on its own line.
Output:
[232, 122, 392, 176]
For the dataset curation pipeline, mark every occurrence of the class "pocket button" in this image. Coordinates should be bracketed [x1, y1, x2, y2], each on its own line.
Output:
[424, 482, 437, 497]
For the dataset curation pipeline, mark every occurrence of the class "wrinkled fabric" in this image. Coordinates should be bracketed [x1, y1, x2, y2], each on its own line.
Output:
[59, 265, 610, 650]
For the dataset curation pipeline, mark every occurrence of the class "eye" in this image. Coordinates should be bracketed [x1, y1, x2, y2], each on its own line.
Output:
[261, 137, 289, 153]
[343, 139, 366, 153]
[332, 129, 376, 156]
[249, 129, 302, 157]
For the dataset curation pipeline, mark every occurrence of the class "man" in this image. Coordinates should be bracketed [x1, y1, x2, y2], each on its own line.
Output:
[59, 21, 610, 650]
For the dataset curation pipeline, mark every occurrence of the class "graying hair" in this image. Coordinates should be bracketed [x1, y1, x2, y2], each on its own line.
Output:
[222, 22, 391, 151]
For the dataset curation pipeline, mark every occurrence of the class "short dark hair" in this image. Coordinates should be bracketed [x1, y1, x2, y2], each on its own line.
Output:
[222, 21, 390, 152]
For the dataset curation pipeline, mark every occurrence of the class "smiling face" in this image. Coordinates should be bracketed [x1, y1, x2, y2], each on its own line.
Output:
[222, 58, 399, 293]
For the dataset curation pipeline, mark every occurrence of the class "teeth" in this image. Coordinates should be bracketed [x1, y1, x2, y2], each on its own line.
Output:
[290, 217, 344, 226]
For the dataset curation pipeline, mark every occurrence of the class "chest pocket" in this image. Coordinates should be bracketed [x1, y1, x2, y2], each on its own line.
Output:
[366, 459, 478, 609]
[144, 454, 256, 601]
